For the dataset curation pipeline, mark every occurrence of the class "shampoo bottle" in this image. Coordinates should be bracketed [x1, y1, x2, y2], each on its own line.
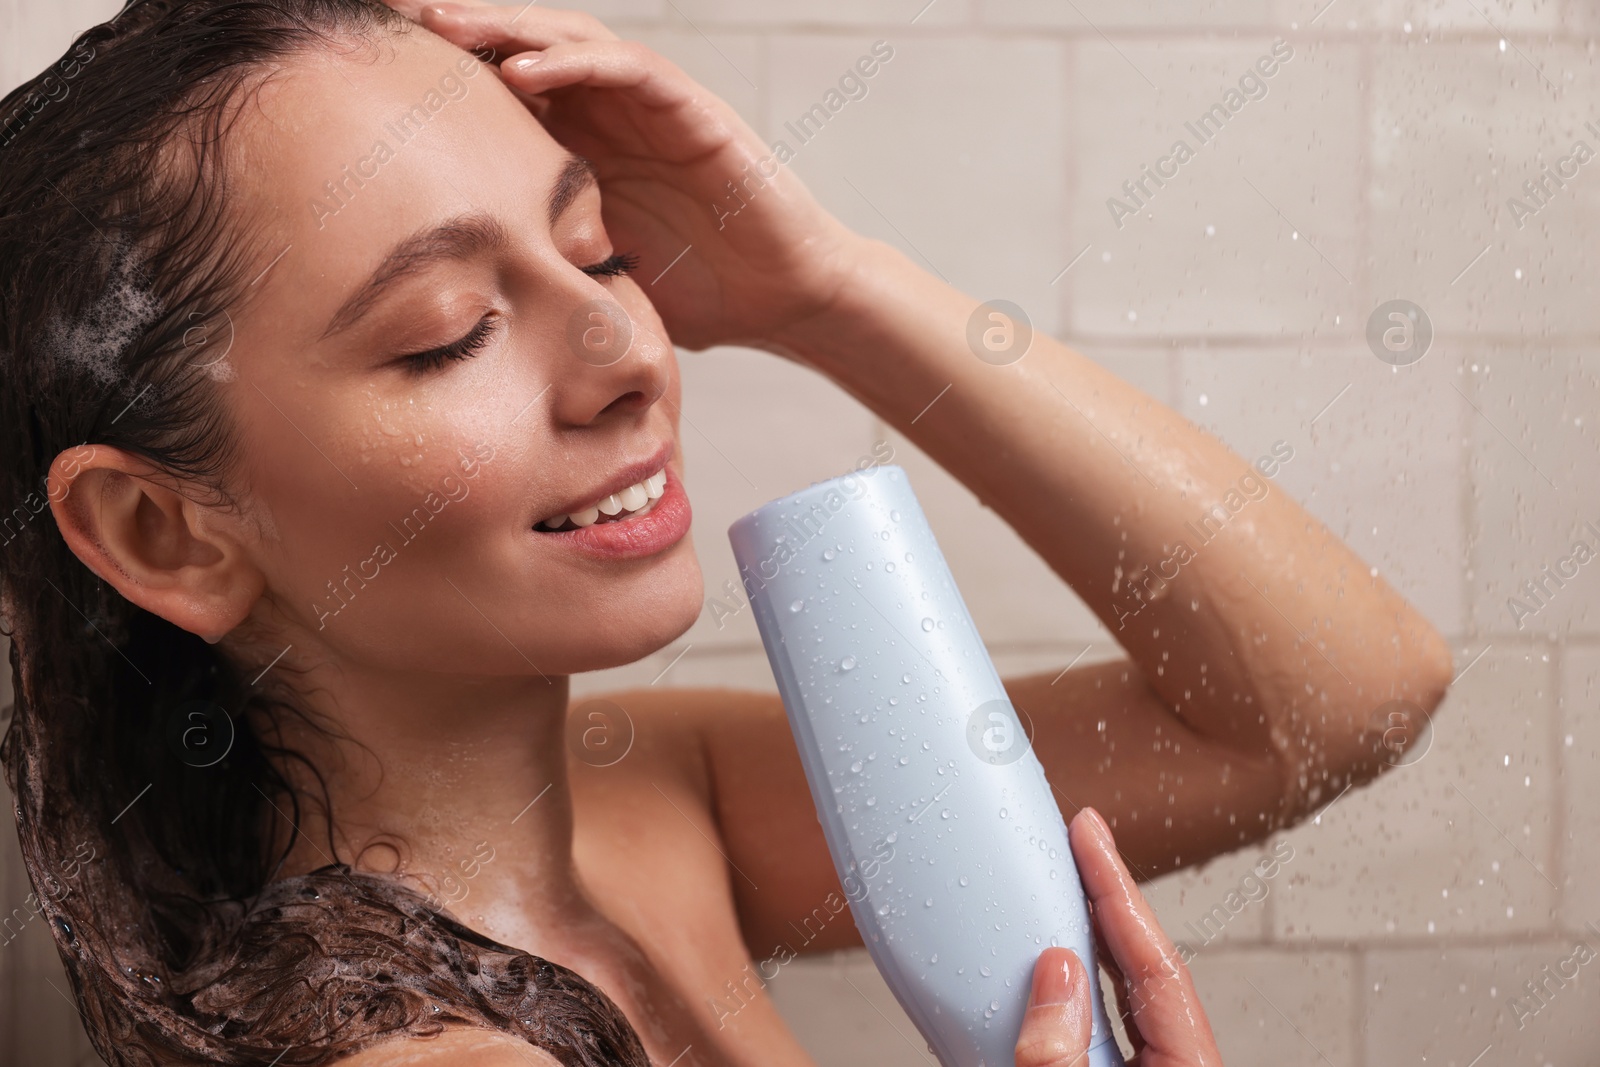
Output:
[728, 464, 1124, 1067]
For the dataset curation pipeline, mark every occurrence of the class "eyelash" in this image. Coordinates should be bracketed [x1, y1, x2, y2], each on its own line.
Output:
[398, 252, 639, 375]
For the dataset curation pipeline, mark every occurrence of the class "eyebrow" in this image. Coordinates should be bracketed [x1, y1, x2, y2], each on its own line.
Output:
[319, 154, 601, 341]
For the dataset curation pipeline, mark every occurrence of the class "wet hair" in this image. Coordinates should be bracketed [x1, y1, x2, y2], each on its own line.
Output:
[0, 1, 649, 1064]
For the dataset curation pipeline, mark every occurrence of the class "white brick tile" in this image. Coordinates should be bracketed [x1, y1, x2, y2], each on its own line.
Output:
[1179, 345, 1467, 635]
[1069, 38, 1364, 337]
[1364, 941, 1600, 1064]
[768, 35, 1065, 334]
[1187, 949, 1357, 1067]
[1466, 350, 1600, 637]
[1276, 0, 1560, 31]
[987, 0, 1275, 29]
[1272, 646, 1558, 940]
[1368, 42, 1600, 336]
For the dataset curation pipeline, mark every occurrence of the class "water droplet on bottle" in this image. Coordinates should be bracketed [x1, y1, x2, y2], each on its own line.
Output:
[921, 617, 935, 632]
[999, 808, 1008, 819]
[959, 875, 969, 887]
[789, 599, 804, 613]
[866, 796, 877, 807]
[822, 547, 837, 561]
[981, 966, 992, 977]
[890, 509, 901, 521]
[989, 998, 1000, 1010]
[925, 898, 934, 907]
[840, 656, 857, 672]
[850, 760, 863, 773]
[885, 562, 895, 572]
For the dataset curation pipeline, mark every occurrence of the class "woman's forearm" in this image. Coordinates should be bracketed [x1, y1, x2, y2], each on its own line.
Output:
[765, 236, 1454, 812]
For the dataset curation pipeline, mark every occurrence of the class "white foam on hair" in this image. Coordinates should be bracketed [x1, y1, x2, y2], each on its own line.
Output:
[39, 246, 163, 390]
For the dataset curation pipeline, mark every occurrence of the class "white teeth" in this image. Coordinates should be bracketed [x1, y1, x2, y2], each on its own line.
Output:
[539, 467, 666, 531]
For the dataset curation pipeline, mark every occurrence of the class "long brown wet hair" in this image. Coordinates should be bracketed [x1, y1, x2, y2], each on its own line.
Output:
[0, 2, 649, 1063]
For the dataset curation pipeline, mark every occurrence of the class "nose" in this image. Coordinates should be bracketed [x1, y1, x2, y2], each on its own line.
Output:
[550, 294, 674, 427]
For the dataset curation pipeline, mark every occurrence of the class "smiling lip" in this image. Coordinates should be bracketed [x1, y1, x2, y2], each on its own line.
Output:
[534, 465, 691, 561]
[533, 442, 675, 528]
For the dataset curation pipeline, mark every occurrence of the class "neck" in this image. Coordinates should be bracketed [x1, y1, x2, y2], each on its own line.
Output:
[258, 657, 593, 953]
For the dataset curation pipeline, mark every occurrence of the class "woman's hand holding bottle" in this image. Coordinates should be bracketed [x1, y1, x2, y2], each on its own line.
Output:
[1017, 808, 1225, 1067]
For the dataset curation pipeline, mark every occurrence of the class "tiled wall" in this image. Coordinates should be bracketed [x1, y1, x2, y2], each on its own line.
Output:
[4, 0, 1597, 1064]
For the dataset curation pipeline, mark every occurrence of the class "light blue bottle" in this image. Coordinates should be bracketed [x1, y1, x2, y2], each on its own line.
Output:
[728, 464, 1124, 1067]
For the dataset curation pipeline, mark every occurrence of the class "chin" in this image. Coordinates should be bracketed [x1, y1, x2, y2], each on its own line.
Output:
[556, 540, 705, 675]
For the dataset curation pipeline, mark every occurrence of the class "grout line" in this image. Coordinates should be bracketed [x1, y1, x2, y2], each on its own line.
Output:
[1351, 948, 1367, 1067]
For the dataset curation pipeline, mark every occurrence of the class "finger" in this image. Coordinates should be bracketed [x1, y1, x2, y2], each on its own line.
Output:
[1091, 917, 1148, 1058]
[498, 40, 694, 111]
[1070, 808, 1220, 1061]
[418, 2, 620, 50]
[1015, 947, 1092, 1067]
[377, 0, 493, 22]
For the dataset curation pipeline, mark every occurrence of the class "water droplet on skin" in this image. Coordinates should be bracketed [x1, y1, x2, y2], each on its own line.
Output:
[921, 617, 935, 632]
[789, 599, 804, 613]
[840, 656, 857, 672]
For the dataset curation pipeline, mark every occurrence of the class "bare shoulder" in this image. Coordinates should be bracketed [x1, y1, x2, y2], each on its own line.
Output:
[334, 1028, 563, 1067]
[570, 683, 787, 784]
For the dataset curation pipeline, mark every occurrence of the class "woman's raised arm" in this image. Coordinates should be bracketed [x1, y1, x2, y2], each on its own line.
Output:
[760, 234, 1455, 872]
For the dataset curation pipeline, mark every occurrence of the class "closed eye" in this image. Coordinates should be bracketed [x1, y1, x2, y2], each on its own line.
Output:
[394, 252, 638, 376]
[397, 313, 499, 377]
[583, 251, 640, 278]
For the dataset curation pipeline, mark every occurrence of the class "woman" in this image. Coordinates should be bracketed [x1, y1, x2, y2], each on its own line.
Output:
[0, 0, 1452, 1063]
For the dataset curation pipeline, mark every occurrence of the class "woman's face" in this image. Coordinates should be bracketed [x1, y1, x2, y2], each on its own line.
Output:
[213, 26, 703, 678]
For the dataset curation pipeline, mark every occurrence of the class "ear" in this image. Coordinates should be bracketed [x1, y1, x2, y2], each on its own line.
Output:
[47, 443, 265, 644]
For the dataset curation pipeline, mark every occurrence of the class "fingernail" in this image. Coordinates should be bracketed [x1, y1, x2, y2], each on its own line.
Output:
[509, 54, 546, 72]
[1081, 805, 1113, 843]
[1030, 949, 1086, 1008]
